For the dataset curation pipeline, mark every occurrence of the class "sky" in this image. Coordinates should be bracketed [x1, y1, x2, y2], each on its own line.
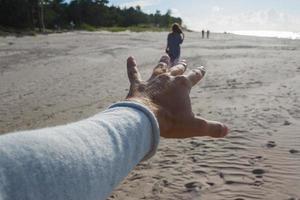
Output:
[107, 0, 300, 32]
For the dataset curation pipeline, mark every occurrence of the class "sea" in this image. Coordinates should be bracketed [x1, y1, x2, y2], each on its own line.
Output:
[230, 30, 300, 40]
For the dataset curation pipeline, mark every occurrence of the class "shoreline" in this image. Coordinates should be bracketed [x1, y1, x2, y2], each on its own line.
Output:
[2, 29, 299, 43]
[190, 29, 300, 40]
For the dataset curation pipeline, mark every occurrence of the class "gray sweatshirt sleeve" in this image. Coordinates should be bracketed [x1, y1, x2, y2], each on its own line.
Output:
[0, 101, 160, 200]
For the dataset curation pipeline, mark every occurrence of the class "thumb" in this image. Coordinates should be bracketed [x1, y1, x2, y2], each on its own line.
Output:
[188, 117, 229, 138]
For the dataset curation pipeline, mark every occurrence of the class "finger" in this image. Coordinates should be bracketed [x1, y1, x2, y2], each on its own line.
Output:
[127, 56, 142, 84]
[149, 63, 168, 80]
[159, 54, 171, 67]
[184, 66, 206, 86]
[170, 60, 187, 76]
[154, 54, 171, 74]
[189, 117, 229, 138]
[164, 117, 229, 138]
[148, 55, 170, 80]
[176, 117, 229, 138]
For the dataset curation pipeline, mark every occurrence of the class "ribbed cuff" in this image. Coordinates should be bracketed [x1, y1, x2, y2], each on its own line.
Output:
[108, 101, 160, 160]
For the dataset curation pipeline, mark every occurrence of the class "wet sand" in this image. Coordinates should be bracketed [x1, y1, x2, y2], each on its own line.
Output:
[1, 31, 300, 200]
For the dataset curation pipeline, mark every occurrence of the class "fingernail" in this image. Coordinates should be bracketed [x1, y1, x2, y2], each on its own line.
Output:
[197, 66, 206, 76]
[160, 55, 170, 64]
[158, 62, 167, 68]
[128, 56, 134, 61]
[178, 61, 187, 67]
[127, 57, 136, 67]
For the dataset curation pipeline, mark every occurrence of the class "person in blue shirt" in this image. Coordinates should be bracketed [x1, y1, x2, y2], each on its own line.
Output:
[0, 55, 228, 200]
[166, 23, 184, 66]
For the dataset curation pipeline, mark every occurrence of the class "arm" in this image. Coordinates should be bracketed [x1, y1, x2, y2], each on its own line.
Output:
[0, 102, 159, 200]
[0, 54, 228, 200]
[179, 32, 184, 44]
[165, 34, 170, 53]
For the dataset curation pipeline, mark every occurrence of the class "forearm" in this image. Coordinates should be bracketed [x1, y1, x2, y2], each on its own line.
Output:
[0, 101, 159, 200]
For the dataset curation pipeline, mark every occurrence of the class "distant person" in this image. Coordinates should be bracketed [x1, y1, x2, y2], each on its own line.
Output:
[166, 23, 184, 66]
[0, 55, 228, 200]
[70, 21, 75, 31]
[202, 29, 205, 39]
[54, 24, 58, 32]
[207, 30, 210, 39]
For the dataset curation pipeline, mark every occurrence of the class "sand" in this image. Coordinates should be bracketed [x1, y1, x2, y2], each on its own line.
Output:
[1, 31, 300, 200]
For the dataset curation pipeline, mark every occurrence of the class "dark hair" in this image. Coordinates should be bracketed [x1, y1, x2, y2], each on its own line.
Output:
[172, 23, 182, 34]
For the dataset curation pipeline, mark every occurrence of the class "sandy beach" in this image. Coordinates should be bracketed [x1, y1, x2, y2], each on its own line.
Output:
[1, 31, 300, 200]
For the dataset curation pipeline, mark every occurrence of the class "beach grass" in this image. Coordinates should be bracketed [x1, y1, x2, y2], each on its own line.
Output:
[81, 24, 170, 32]
[0, 26, 37, 37]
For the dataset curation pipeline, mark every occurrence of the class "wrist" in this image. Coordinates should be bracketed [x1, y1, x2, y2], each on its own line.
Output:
[125, 97, 171, 136]
[125, 97, 159, 117]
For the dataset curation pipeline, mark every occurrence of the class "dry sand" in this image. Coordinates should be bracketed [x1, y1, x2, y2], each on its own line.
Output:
[1, 31, 300, 200]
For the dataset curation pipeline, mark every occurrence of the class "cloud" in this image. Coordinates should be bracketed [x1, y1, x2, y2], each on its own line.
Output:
[170, 8, 182, 18]
[120, 0, 161, 8]
[211, 6, 223, 13]
[184, 8, 300, 32]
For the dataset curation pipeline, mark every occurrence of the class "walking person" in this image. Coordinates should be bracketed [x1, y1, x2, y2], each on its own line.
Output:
[165, 23, 184, 66]
[207, 30, 210, 39]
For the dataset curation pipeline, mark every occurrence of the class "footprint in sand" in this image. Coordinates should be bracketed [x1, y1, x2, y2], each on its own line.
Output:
[33, 106, 40, 111]
[266, 141, 276, 148]
[249, 155, 264, 165]
[283, 120, 291, 126]
[252, 180, 264, 186]
[184, 181, 203, 191]
[252, 169, 265, 175]
[287, 197, 299, 200]
[219, 172, 224, 179]
[189, 156, 199, 163]
[45, 103, 54, 107]
[206, 182, 215, 186]
[128, 173, 144, 181]
[225, 180, 236, 185]
[192, 169, 206, 175]
[189, 140, 204, 147]
[152, 182, 163, 194]
[289, 149, 299, 154]
[162, 179, 169, 187]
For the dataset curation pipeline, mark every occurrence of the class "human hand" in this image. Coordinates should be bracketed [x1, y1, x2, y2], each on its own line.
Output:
[126, 55, 228, 138]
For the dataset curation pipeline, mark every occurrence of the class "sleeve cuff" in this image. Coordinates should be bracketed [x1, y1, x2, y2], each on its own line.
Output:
[108, 101, 160, 160]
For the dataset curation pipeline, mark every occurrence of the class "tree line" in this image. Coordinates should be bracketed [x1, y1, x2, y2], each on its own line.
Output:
[0, 0, 182, 31]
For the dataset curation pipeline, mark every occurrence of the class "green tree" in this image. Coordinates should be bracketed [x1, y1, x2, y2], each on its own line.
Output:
[0, 0, 183, 31]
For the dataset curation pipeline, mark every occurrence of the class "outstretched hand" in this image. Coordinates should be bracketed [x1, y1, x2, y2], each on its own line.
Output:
[126, 55, 228, 138]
